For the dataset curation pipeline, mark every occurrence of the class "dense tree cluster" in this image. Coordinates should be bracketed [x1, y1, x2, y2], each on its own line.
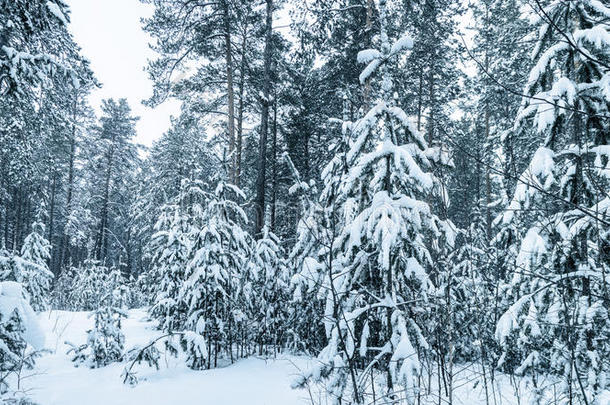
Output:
[1, 0, 609, 403]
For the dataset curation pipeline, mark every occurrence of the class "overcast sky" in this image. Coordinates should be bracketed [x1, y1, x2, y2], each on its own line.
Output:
[66, 0, 180, 148]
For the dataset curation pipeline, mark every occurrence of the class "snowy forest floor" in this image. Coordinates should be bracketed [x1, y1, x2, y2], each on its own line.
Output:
[16, 309, 315, 405]
[12, 309, 574, 405]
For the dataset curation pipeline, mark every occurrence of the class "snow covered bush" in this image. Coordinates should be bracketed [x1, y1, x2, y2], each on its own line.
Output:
[0, 226, 53, 312]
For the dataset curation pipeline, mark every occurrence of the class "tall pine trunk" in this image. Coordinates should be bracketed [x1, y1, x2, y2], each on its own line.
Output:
[235, 20, 249, 189]
[222, 0, 236, 184]
[254, 0, 273, 238]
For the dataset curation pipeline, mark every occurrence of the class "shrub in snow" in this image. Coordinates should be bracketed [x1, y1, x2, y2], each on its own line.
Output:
[58, 260, 128, 311]
[122, 342, 161, 386]
[0, 237, 53, 313]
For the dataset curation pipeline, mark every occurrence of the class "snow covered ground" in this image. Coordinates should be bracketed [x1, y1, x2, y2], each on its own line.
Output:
[19, 309, 315, 405]
[13, 309, 551, 405]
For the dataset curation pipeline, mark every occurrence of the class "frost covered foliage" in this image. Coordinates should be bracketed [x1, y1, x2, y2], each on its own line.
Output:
[178, 181, 252, 369]
[49, 268, 74, 310]
[146, 179, 256, 370]
[295, 1, 454, 402]
[68, 288, 128, 368]
[495, 1, 610, 403]
[147, 179, 225, 328]
[19, 220, 53, 311]
[0, 282, 44, 396]
[55, 260, 128, 311]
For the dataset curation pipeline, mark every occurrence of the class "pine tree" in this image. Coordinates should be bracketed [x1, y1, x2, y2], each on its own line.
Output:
[446, 208, 498, 371]
[83, 98, 139, 268]
[0, 0, 73, 96]
[0, 281, 44, 396]
[149, 199, 193, 332]
[287, 95, 353, 353]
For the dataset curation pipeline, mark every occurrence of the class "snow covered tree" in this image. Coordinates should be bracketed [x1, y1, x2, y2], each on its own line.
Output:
[287, 95, 352, 354]
[68, 287, 127, 368]
[495, 1, 610, 403]
[0, 0, 73, 96]
[444, 207, 500, 399]
[50, 267, 74, 310]
[178, 181, 251, 369]
[148, 178, 209, 332]
[0, 231, 53, 314]
[0, 281, 44, 397]
[83, 98, 139, 268]
[296, 1, 454, 402]
[149, 203, 192, 332]
[20, 218, 53, 311]
[250, 227, 289, 355]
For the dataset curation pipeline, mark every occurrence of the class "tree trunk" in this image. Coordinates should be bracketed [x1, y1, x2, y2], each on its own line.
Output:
[48, 172, 57, 272]
[417, 67, 424, 131]
[97, 137, 115, 262]
[61, 104, 77, 271]
[254, 0, 273, 238]
[427, 68, 436, 145]
[483, 6, 492, 241]
[362, 0, 374, 111]
[235, 20, 249, 188]
[223, 0, 236, 184]
[270, 98, 278, 233]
